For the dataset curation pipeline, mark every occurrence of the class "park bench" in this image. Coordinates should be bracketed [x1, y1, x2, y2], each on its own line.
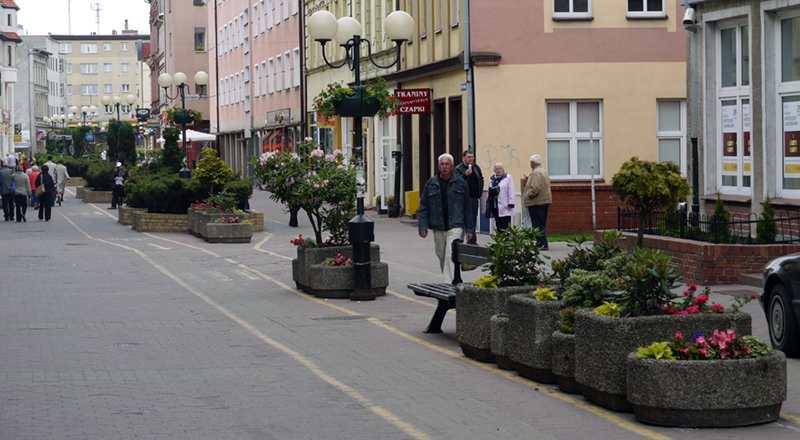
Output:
[407, 239, 490, 333]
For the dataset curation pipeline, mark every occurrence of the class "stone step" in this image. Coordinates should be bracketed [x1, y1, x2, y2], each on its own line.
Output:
[738, 273, 762, 289]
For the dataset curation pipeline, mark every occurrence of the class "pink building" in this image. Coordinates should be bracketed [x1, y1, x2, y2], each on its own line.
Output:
[208, 0, 303, 175]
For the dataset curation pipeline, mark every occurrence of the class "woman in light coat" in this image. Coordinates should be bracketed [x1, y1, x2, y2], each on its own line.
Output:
[485, 163, 515, 231]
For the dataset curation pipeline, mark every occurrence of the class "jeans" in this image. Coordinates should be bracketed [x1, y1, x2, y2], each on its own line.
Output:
[1, 192, 12, 220]
[433, 227, 464, 282]
[14, 194, 27, 222]
[527, 204, 550, 249]
[495, 215, 511, 231]
[111, 185, 124, 208]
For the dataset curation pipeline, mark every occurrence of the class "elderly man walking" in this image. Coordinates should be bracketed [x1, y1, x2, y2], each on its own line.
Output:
[0, 159, 14, 221]
[455, 150, 484, 244]
[522, 154, 552, 250]
[418, 153, 475, 282]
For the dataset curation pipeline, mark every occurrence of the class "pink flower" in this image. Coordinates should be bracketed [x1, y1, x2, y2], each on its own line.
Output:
[694, 294, 709, 305]
[686, 305, 701, 314]
[311, 148, 325, 158]
[698, 347, 709, 358]
[682, 290, 691, 297]
[687, 282, 698, 292]
[324, 153, 336, 161]
[674, 331, 684, 342]
[710, 303, 725, 313]
[334, 149, 343, 157]
[695, 336, 707, 345]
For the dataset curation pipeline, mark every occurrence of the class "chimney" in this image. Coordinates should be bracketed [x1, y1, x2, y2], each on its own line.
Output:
[124, 19, 129, 31]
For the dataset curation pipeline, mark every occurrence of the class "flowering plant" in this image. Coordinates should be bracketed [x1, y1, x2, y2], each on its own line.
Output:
[191, 201, 223, 213]
[662, 283, 757, 315]
[290, 234, 317, 249]
[213, 215, 242, 224]
[636, 330, 772, 361]
[324, 252, 353, 267]
[313, 78, 398, 118]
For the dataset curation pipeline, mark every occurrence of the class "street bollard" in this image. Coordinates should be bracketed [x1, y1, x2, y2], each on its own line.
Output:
[349, 214, 375, 301]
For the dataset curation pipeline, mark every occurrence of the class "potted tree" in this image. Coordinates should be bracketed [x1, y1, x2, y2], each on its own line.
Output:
[457, 226, 546, 363]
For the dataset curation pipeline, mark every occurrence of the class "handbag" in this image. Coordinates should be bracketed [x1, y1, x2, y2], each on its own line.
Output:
[35, 176, 44, 198]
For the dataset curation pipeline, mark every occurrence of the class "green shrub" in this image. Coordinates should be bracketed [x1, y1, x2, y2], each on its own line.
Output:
[594, 301, 623, 318]
[559, 307, 576, 334]
[222, 178, 252, 210]
[552, 231, 622, 286]
[61, 157, 91, 177]
[206, 192, 237, 212]
[616, 248, 678, 317]
[709, 196, 732, 243]
[562, 269, 615, 308]
[487, 226, 547, 287]
[194, 147, 234, 194]
[757, 199, 778, 244]
[124, 171, 202, 214]
[85, 161, 116, 191]
[160, 128, 183, 172]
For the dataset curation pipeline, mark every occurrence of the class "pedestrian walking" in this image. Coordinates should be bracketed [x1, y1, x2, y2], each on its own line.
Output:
[44, 156, 57, 184]
[28, 166, 40, 208]
[12, 167, 31, 222]
[486, 163, 515, 232]
[5, 153, 17, 169]
[0, 159, 14, 221]
[522, 154, 552, 250]
[455, 150, 484, 244]
[35, 165, 56, 222]
[418, 153, 474, 282]
[109, 162, 125, 209]
[54, 161, 69, 206]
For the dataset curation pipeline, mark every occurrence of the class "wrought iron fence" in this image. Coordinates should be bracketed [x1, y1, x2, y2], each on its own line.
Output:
[617, 207, 800, 244]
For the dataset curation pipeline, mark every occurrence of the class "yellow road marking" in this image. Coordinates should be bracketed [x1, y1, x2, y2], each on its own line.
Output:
[782, 412, 800, 427]
[386, 289, 436, 308]
[59, 210, 430, 440]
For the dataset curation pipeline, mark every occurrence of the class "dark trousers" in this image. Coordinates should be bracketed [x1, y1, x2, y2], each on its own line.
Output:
[111, 185, 124, 208]
[14, 194, 27, 222]
[466, 197, 479, 243]
[495, 215, 511, 231]
[527, 204, 550, 249]
[1, 192, 12, 220]
[38, 194, 52, 221]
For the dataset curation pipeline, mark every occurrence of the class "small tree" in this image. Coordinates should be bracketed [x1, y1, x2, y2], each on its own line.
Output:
[160, 127, 183, 172]
[193, 147, 234, 194]
[612, 157, 690, 246]
[709, 196, 732, 243]
[757, 199, 778, 243]
[70, 126, 92, 158]
[117, 122, 137, 166]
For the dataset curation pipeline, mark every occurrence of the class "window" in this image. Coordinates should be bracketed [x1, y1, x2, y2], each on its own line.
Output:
[104, 84, 112, 94]
[66, 62, 73, 74]
[545, 101, 602, 178]
[276, 55, 283, 91]
[121, 42, 129, 51]
[627, 0, 665, 19]
[288, 52, 295, 89]
[293, 47, 300, 87]
[450, 0, 460, 27]
[553, 0, 591, 19]
[254, 64, 261, 96]
[268, 58, 274, 93]
[717, 23, 750, 193]
[80, 43, 97, 54]
[80, 84, 98, 96]
[80, 63, 98, 74]
[290, 0, 298, 15]
[103, 43, 111, 51]
[121, 84, 130, 92]
[194, 27, 206, 51]
[120, 62, 129, 73]
[193, 0, 206, 5]
[657, 100, 687, 174]
[420, 0, 428, 38]
[254, 4, 260, 35]
[6, 14, 10, 26]
[104, 63, 112, 73]
[778, 15, 800, 193]
[282, 0, 289, 21]
[5, 45, 10, 67]
[60, 43, 71, 54]
[197, 84, 207, 96]
[435, 0, 444, 32]
[267, 0, 273, 29]
[66, 84, 72, 96]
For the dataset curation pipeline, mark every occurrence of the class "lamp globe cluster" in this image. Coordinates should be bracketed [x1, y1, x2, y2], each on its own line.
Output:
[308, 9, 414, 44]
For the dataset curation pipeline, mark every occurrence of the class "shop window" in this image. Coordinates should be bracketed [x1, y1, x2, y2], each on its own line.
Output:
[657, 100, 687, 174]
[546, 101, 602, 179]
[717, 22, 750, 194]
[553, 0, 591, 20]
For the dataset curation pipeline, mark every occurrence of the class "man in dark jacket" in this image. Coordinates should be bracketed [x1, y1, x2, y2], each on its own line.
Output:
[418, 153, 474, 282]
[455, 150, 484, 244]
[0, 159, 14, 221]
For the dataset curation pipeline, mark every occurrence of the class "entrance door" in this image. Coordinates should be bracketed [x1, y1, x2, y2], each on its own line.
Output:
[376, 116, 397, 212]
[402, 115, 413, 192]
[449, 97, 463, 161]
[419, 113, 431, 189]
[433, 99, 446, 164]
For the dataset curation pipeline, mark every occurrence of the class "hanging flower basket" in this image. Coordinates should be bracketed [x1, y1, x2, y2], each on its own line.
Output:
[167, 108, 200, 125]
[334, 87, 382, 118]
[314, 79, 398, 119]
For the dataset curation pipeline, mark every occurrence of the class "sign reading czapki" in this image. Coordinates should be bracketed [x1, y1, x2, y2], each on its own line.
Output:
[394, 89, 432, 115]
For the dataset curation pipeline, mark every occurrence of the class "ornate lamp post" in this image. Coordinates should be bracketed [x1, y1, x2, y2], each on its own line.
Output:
[308, 10, 414, 296]
[158, 71, 209, 176]
[102, 94, 137, 121]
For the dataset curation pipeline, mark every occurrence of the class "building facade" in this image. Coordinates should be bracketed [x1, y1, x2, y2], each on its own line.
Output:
[687, 0, 800, 219]
[52, 32, 151, 126]
[208, 0, 302, 176]
[0, 0, 20, 156]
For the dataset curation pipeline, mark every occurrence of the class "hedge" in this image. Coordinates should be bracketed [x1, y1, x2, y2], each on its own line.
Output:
[85, 161, 116, 191]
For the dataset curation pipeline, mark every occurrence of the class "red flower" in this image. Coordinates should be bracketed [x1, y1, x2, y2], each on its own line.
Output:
[682, 290, 691, 297]
[710, 303, 725, 313]
[674, 331, 684, 342]
[693, 294, 709, 305]
[687, 282, 698, 292]
[686, 305, 701, 314]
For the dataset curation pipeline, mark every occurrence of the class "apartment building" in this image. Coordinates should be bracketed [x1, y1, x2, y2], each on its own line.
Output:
[0, 0, 20, 156]
[14, 36, 66, 153]
[53, 31, 151, 126]
[686, 0, 800, 218]
[208, 0, 302, 176]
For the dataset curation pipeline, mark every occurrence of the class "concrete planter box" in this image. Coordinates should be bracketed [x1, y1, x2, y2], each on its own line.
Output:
[75, 186, 87, 200]
[574, 310, 752, 412]
[204, 222, 253, 243]
[118, 207, 147, 226]
[292, 245, 388, 300]
[456, 285, 534, 363]
[65, 177, 86, 187]
[82, 189, 113, 204]
[626, 351, 786, 427]
[189, 209, 265, 236]
[132, 211, 189, 233]
[552, 330, 579, 394]
[596, 230, 800, 285]
[506, 296, 562, 383]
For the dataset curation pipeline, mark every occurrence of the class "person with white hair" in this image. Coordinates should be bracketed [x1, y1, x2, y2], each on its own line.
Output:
[522, 154, 552, 249]
[486, 163, 515, 231]
[418, 153, 475, 281]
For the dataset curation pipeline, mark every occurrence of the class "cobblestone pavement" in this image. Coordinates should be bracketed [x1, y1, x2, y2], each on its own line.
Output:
[0, 188, 798, 439]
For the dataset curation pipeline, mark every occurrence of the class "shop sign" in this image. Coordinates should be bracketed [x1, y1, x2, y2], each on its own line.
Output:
[394, 89, 432, 114]
[784, 100, 800, 157]
[721, 105, 738, 157]
[266, 108, 291, 127]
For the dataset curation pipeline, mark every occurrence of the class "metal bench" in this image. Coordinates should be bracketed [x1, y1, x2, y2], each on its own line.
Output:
[408, 239, 491, 333]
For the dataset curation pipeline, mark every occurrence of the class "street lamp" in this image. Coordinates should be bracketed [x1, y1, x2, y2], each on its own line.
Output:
[159, 70, 209, 176]
[308, 10, 414, 297]
[102, 94, 137, 121]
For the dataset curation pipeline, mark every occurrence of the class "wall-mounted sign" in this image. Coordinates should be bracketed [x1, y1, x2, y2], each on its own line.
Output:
[394, 89, 432, 115]
[721, 104, 738, 157]
[743, 103, 751, 157]
[266, 108, 291, 127]
[784, 100, 800, 157]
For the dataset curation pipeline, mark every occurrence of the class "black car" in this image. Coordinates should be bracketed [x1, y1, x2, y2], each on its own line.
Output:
[762, 255, 800, 357]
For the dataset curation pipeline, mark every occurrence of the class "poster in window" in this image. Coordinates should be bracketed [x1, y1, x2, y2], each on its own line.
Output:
[721, 105, 738, 156]
[743, 103, 751, 157]
[784, 100, 800, 157]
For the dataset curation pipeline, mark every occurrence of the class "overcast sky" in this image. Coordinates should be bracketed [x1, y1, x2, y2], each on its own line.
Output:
[17, 0, 150, 36]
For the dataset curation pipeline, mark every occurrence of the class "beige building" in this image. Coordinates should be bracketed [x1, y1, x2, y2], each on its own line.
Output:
[53, 32, 151, 126]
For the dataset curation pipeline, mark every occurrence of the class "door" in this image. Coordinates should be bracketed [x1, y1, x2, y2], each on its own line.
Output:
[419, 113, 431, 190]
[376, 116, 397, 212]
[449, 97, 463, 161]
[402, 114, 413, 192]
[433, 99, 446, 164]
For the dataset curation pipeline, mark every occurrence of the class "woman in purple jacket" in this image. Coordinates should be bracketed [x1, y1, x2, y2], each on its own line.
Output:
[485, 163, 516, 231]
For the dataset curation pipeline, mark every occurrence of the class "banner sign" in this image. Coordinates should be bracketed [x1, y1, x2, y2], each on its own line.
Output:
[394, 89, 432, 114]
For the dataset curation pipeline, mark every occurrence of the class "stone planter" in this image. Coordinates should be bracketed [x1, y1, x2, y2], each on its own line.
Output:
[506, 296, 562, 383]
[65, 177, 86, 187]
[574, 310, 752, 412]
[204, 222, 253, 243]
[118, 207, 146, 226]
[292, 245, 388, 300]
[626, 351, 786, 427]
[82, 189, 113, 204]
[132, 211, 189, 233]
[75, 186, 87, 200]
[456, 285, 533, 363]
[552, 330, 579, 394]
[189, 209, 265, 235]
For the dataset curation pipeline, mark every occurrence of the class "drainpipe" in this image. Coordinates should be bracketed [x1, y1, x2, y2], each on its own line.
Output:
[213, 0, 221, 138]
[299, 0, 307, 142]
[464, 0, 476, 155]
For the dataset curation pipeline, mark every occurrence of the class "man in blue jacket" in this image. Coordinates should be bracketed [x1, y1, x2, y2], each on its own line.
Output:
[418, 153, 475, 282]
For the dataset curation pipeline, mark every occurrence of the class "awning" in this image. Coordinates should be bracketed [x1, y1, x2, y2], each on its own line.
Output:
[157, 129, 216, 144]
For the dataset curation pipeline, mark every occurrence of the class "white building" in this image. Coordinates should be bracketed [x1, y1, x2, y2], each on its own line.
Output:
[0, 0, 20, 156]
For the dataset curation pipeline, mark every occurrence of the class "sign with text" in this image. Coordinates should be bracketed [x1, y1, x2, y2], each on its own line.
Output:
[394, 89, 432, 115]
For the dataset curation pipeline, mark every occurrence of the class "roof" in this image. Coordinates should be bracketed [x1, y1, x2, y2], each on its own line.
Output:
[0, 32, 21, 43]
[0, 0, 19, 10]
[49, 34, 149, 41]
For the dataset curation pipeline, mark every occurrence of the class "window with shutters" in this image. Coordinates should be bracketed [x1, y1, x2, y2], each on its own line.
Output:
[293, 48, 300, 87]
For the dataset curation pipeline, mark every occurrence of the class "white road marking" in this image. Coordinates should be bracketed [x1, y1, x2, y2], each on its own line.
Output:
[208, 271, 232, 282]
[235, 269, 260, 281]
[225, 258, 239, 264]
[147, 243, 172, 251]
